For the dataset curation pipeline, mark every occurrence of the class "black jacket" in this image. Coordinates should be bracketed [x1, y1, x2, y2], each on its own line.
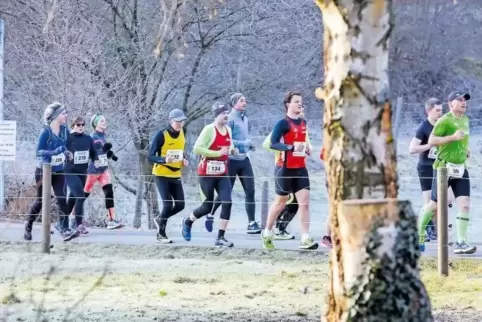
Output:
[65, 132, 98, 173]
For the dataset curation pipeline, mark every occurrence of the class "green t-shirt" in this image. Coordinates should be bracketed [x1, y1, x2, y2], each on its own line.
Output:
[432, 112, 470, 169]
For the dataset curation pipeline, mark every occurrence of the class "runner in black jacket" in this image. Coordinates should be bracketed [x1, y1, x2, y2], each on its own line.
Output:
[65, 116, 99, 234]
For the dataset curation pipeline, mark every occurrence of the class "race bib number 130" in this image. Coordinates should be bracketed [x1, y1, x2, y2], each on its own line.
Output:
[446, 162, 464, 179]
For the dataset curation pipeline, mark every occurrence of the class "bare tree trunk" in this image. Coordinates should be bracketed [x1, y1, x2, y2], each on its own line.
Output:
[132, 144, 148, 228]
[315, 0, 433, 321]
[133, 174, 144, 229]
[144, 177, 160, 230]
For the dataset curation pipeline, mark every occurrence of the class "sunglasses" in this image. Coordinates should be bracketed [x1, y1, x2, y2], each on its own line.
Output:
[75, 123, 85, 127]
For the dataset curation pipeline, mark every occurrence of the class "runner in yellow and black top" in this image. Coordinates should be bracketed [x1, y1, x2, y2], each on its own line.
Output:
[149, 108, 189, 243]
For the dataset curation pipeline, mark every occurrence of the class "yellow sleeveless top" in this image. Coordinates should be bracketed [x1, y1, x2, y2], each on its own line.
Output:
[152, 129, 185, 178]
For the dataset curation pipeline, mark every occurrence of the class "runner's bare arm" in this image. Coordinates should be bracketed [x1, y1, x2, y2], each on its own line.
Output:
[408, 137, 431, 154]
[428, 133, 460, 146]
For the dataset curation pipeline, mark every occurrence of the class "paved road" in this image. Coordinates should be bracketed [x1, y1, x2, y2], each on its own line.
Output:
[1, 220, 481, 258]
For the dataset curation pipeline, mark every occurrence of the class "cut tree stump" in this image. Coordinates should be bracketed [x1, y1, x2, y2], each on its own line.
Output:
[328, 198, 433, 322]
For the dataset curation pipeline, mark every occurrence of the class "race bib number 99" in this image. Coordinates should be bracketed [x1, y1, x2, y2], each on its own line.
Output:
[428, 147, 437, 159]
[98, 154, 108, 167]
[51, 153, 65, 166]
[206, 161, 225, 175]
[293, 141, 307, 157]
[446, 162, 464, 179]
[166, 150, 183, 162]
[74, 150, 89, 164]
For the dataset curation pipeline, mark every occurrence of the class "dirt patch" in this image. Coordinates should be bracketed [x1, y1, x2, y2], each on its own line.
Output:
[0, 241, 481, 322]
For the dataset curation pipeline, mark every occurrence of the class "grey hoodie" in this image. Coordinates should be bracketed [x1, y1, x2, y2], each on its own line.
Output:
[227, 109, 251, 160]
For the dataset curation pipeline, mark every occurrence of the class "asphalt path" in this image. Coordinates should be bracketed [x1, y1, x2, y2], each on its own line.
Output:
[0, 220, 480, 258]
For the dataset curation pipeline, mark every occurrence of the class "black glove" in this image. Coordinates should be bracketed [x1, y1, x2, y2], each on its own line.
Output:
[107, 150, 118, 162]
[102, 142, 113, 152]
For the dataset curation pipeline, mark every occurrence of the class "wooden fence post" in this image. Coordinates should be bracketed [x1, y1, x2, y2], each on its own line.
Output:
[41, 163, 52, 254]
[260, 180, 268, 229]
[437, 167, 449, 276]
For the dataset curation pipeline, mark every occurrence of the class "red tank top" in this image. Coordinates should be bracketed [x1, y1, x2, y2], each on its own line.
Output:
[198, 126, 231, 176]
[276, 117, 307, 169]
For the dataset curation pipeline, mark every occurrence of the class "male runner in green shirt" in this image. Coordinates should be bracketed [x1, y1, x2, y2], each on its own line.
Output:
[418, 90, 476, 255]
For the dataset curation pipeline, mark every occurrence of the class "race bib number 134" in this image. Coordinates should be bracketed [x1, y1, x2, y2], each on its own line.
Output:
[206, 161, 225, 175]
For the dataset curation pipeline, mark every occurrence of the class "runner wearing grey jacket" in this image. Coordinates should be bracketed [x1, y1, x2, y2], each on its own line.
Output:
[207, 93, 261, 234]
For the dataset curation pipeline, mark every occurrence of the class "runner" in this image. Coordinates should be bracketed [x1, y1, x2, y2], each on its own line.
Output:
[261, 91, 318, 250]
[149, 108, 188, 243]
[84, 113, 124, 230]
[23, 102, 79, 242]
[418, 91, 476, 254]
[207, 93, 260, 234]
[409, 98, 443, 241]
[65, 116, 99, 235]
[181, 102, 237, 247]
[261, 107, 314, 241]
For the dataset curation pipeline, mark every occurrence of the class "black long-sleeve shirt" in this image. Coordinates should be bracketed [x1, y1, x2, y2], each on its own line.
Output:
[65, 132, 98, 173]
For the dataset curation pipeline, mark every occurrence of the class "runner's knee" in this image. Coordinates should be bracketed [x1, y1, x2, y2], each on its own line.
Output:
[220, 201, 232, 220]
[102, 184, 115, 209]
[427, 200, 437, 211]
[173, 199, 185, 213]
[161, 198, 174, 216]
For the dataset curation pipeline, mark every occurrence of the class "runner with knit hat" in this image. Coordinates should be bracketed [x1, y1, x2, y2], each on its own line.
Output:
[83, 113, 124, 230]
[181, 102, 238, 247]
[207, 93, 260, 234]
[24, 102, 79, 242]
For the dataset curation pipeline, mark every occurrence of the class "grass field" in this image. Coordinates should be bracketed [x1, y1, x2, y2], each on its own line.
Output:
[0, 242, 481, 322]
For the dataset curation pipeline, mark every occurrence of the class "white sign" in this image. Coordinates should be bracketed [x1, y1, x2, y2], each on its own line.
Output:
[0, 121, 16, 161]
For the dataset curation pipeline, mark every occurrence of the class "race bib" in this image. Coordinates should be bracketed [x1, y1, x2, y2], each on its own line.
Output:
[428, 147, 438, 159]
[206, 161, 225, 175]
[293, 141, 307, 157]
[74, 150, 89, 164]
[166, 150, 183, 163]
[446, 162, 464, 179]
[98, 154, 108, 167]
[51, 153, 65, 166]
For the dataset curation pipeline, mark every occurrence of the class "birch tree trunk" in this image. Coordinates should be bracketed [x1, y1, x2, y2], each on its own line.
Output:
[314, 1, 433, 321]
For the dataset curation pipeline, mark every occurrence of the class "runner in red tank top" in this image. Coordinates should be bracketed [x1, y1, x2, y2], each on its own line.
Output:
[181, 102, 238, 248]
[261, 91, 318, 250]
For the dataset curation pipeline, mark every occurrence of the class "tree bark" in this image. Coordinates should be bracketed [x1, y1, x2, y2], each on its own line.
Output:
[314, 0, 433, 321]
[334, 199, 433, 321]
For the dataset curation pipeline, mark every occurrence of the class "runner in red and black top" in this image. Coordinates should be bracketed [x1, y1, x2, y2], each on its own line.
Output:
[261, 91, 318, 250]
[181, 102, 238, 247]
